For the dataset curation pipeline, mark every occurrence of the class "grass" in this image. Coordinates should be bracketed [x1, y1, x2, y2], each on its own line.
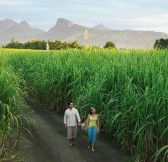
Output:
[0, 51, 28, 160]
[0, 48, 168, 162]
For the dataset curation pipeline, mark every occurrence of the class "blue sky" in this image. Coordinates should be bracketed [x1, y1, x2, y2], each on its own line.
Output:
[0, 0, 168, 33]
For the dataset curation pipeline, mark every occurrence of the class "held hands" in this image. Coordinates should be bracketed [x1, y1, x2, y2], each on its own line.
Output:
[64, 122, 81, 128]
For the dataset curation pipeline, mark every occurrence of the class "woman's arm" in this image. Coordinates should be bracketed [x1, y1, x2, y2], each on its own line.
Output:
[86, 114, 90, 128]
[97, 114, 100, 129]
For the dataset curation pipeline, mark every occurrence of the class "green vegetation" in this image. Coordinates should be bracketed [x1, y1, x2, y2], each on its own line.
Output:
[0, 52, 28, 160]
[0, 48, 168, 162]
[3, 40, 116, 50]
[3, 40, 81, 50]
[104, 41, 116, 49]
[154, 38, 168, 49]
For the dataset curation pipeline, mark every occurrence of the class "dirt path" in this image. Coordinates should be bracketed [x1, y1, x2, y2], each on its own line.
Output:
[18, 101, 128, 162]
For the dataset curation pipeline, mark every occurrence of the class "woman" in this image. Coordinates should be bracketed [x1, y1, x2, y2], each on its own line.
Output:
[86, 107, 100, 152]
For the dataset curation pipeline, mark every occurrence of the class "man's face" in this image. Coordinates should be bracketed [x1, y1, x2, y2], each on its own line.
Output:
[69, 103, 73, 108]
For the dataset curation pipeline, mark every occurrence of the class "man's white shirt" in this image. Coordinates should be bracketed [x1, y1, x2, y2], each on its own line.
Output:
[64, 108, 80, 127]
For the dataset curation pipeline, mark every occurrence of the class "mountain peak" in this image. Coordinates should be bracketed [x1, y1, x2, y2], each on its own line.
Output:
[20, 20, 29, 25]
[0, 18, 17, 30]
[93, 23, 111, 31]
[55, 18, 74, 28]
[20, 20, 30, 27]
[1, 18, 16, 24]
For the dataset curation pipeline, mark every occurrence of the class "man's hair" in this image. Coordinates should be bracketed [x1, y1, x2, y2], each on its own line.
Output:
[69, 102, 73, 105]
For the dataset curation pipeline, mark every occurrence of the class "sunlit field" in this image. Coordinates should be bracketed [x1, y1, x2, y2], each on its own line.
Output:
[0, 48, 168, 162]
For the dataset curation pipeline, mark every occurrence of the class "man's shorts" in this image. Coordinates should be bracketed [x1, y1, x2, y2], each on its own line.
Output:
[67, 126, 77, 139]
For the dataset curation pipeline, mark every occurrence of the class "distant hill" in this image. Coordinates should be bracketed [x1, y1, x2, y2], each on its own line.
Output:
[93, 23, 111, 31]
[0, 18, 168, 49]
[0, 18, 44, 44]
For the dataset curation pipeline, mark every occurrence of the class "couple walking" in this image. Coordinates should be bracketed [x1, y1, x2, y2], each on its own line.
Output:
[64, 102, 100, 152]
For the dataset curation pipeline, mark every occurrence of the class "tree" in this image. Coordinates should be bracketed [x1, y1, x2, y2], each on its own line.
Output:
[153, 38, 168, 49]
[70, 40, 79, 48]
[54, 40, 62, 50]
[104, 41, 116, 49]
[4, 39, 23, 49]
[23, 40, 46, 50]
[48, 41, 55, 50]
[62, 41, 69, 49]
[4, 40, 82, 50]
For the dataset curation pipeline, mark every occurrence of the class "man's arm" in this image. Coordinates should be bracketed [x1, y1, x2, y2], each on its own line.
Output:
[64, 111, 67, 128]
[76, 110, 81, 122]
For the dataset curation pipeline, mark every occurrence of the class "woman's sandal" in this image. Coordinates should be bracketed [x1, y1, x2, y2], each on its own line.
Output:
[92, 148, 95, 152]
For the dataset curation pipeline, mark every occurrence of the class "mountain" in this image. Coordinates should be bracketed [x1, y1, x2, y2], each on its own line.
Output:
[93, 23, 111, 31]
[45, 18, 167, 49]
[0, 18, 45, 44]
[45, 18, 168, 49]
[0, 18, 168, 49]
[44, 18, 88, 41]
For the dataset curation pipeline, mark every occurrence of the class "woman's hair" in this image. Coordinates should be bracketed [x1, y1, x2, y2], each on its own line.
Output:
[90, 107, 96, 115]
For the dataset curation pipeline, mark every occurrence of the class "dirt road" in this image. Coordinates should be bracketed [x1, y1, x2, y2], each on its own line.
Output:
[18, 102, 128, 162]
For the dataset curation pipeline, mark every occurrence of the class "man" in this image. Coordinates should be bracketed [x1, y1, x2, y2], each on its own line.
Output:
[64, 102, 80, 148]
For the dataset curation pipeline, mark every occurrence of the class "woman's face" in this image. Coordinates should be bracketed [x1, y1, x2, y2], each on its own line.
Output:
[92, 108, 96, 114]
